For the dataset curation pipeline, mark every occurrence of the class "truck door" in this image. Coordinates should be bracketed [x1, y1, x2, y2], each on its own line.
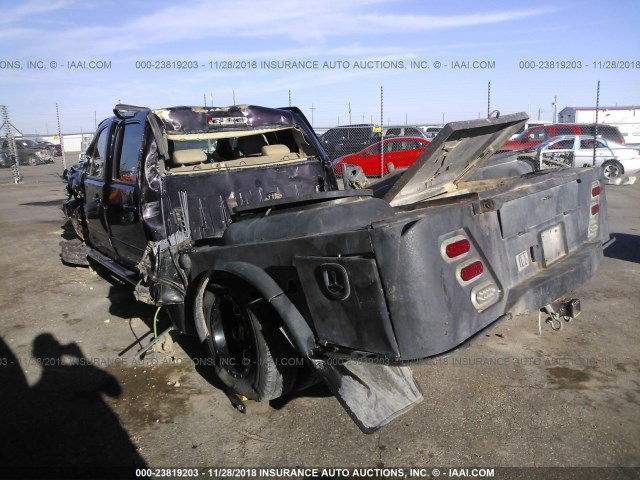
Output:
[84, 121, 116, 257]
[106, 117, 148, 267]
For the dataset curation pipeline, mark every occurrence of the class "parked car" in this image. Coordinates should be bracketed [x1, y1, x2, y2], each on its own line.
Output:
[0, 138, 54, 165]
[0, 150, 11, 168]
[334, 137, 430, 176]
[319, 124, 380, 160]
[516, 135, 640, 182]
[499, 124, 625, 152]
[418, 125, 443, 139]
[508, 121, 551, 140]
[60, 105, 610, 433]
[37, 140, 62, 156]
[382, 126, 429, 140]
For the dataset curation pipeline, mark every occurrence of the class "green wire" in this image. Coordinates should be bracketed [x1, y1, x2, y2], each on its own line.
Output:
[153, 306, 161, 339]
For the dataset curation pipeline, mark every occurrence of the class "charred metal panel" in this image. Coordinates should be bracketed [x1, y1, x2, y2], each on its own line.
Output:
[162, 160, 331, 241]
[369, 207, 505, 359]
[369, 167, 608, 360]
[226, 194, 393, 244]
[293, 256, 399, 356]
[498, 181, 579, 239]
[153, 105, 297, 134]
[310, 359, 422, 433]
[384, 113, 528, 206]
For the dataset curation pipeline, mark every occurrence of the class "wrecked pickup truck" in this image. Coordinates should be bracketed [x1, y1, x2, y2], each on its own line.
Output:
[62, 104, 611, 433]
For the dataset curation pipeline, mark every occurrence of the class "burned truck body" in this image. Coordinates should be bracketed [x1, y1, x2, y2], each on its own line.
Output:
[63, 104, 611, 432]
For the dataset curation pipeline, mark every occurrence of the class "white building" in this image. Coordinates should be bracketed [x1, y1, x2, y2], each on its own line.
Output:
[558, 106, 640, 143]
[37, 133, 94, 153]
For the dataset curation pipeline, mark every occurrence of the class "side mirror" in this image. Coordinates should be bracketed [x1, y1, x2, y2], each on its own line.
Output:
[79, 152, 88, 162]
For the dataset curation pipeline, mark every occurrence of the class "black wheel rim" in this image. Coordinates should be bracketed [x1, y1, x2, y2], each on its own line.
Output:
[210, 293, 257, 380]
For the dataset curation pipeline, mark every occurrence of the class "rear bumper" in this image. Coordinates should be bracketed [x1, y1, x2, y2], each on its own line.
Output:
[504, 240, 603, 316]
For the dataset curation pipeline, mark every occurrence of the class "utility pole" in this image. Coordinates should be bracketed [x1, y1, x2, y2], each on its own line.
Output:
[289, 90, 292, 107]
[348, 102, 352, 125]
[487, 81, 491, 117]
[309, 104, 316, 127]
[553, 95, 557, 123]
[233, 90, 236, 105]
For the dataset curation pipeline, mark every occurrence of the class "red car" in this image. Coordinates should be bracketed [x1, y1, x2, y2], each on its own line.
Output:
[333, 137, 430, 176]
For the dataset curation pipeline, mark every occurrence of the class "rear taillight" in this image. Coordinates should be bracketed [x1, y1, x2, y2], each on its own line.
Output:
[591, 204, 600, 216]
[445, 239, 470, 258]
[441, 235, 471, 262]
[592, 185, 601, 197]
[442, 231, 500, 310]
[458, 260, 484, 283]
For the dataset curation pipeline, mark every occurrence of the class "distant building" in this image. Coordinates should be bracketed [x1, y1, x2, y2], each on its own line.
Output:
[558, 106, 640, 143]
[558, 106, 638, 123]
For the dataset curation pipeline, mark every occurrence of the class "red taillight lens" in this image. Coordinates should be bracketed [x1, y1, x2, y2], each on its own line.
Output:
[592, 186, 601, 197]
[446, 239, 471, 258]
[460, 261, 484, 282]
[591, 205, 600, 216]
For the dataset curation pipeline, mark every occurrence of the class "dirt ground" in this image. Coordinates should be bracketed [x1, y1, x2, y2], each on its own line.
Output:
[0, 162, 639, 476]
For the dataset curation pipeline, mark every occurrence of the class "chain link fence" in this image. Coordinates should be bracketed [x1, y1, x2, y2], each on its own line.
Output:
[318, 124, 440, 179]
[0, 128, 93, 174]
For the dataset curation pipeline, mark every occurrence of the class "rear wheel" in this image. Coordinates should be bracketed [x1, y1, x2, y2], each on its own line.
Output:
[28, 155, 37, 166]
[204, 281, 298, 401]
[602, 160, 623, 181]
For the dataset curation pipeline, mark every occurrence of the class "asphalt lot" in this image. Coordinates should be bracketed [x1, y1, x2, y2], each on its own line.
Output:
[0, 161, 638, 476]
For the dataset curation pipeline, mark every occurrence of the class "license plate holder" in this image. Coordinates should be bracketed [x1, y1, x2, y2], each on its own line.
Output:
[540, 224, 567, 266]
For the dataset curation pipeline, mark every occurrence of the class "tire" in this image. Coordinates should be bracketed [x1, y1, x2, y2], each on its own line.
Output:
[60, 239, 90, 266]
[28, 155, 38, 166]
[204, 281, 298, 401]
[602, 160, 623, 181]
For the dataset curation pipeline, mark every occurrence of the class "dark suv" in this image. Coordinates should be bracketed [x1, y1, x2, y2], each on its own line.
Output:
[0, 138, 54, 166]
[320, 125, 381, 160]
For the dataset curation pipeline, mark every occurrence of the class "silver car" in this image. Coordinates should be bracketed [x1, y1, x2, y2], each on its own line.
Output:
[517, 135, 640, 183]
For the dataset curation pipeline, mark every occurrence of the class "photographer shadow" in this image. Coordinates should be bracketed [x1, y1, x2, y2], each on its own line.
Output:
[0, 334, 146, 471]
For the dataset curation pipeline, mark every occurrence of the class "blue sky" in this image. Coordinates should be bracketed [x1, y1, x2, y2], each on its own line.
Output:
[1, 0, 639, 134]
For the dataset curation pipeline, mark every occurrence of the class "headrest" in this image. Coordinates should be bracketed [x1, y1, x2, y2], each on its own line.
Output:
[172, 149, 207, 165]
[261, 144, 290, 156]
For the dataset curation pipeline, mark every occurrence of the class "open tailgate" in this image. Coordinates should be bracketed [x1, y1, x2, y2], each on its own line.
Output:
[384, 112, 528, 206]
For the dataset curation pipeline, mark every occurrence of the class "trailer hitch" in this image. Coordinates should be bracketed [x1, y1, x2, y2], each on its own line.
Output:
[538, 298, 581, 335]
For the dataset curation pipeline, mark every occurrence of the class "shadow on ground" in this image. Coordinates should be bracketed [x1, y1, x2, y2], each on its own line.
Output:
[0, 335, 147, 474]
[604, 233, 640, 263]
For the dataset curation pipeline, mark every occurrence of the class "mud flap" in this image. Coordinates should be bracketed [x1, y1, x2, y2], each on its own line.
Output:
[310, 358, 423, 434]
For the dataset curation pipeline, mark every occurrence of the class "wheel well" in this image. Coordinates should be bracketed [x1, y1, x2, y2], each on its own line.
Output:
[192, 271, 271, 343]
